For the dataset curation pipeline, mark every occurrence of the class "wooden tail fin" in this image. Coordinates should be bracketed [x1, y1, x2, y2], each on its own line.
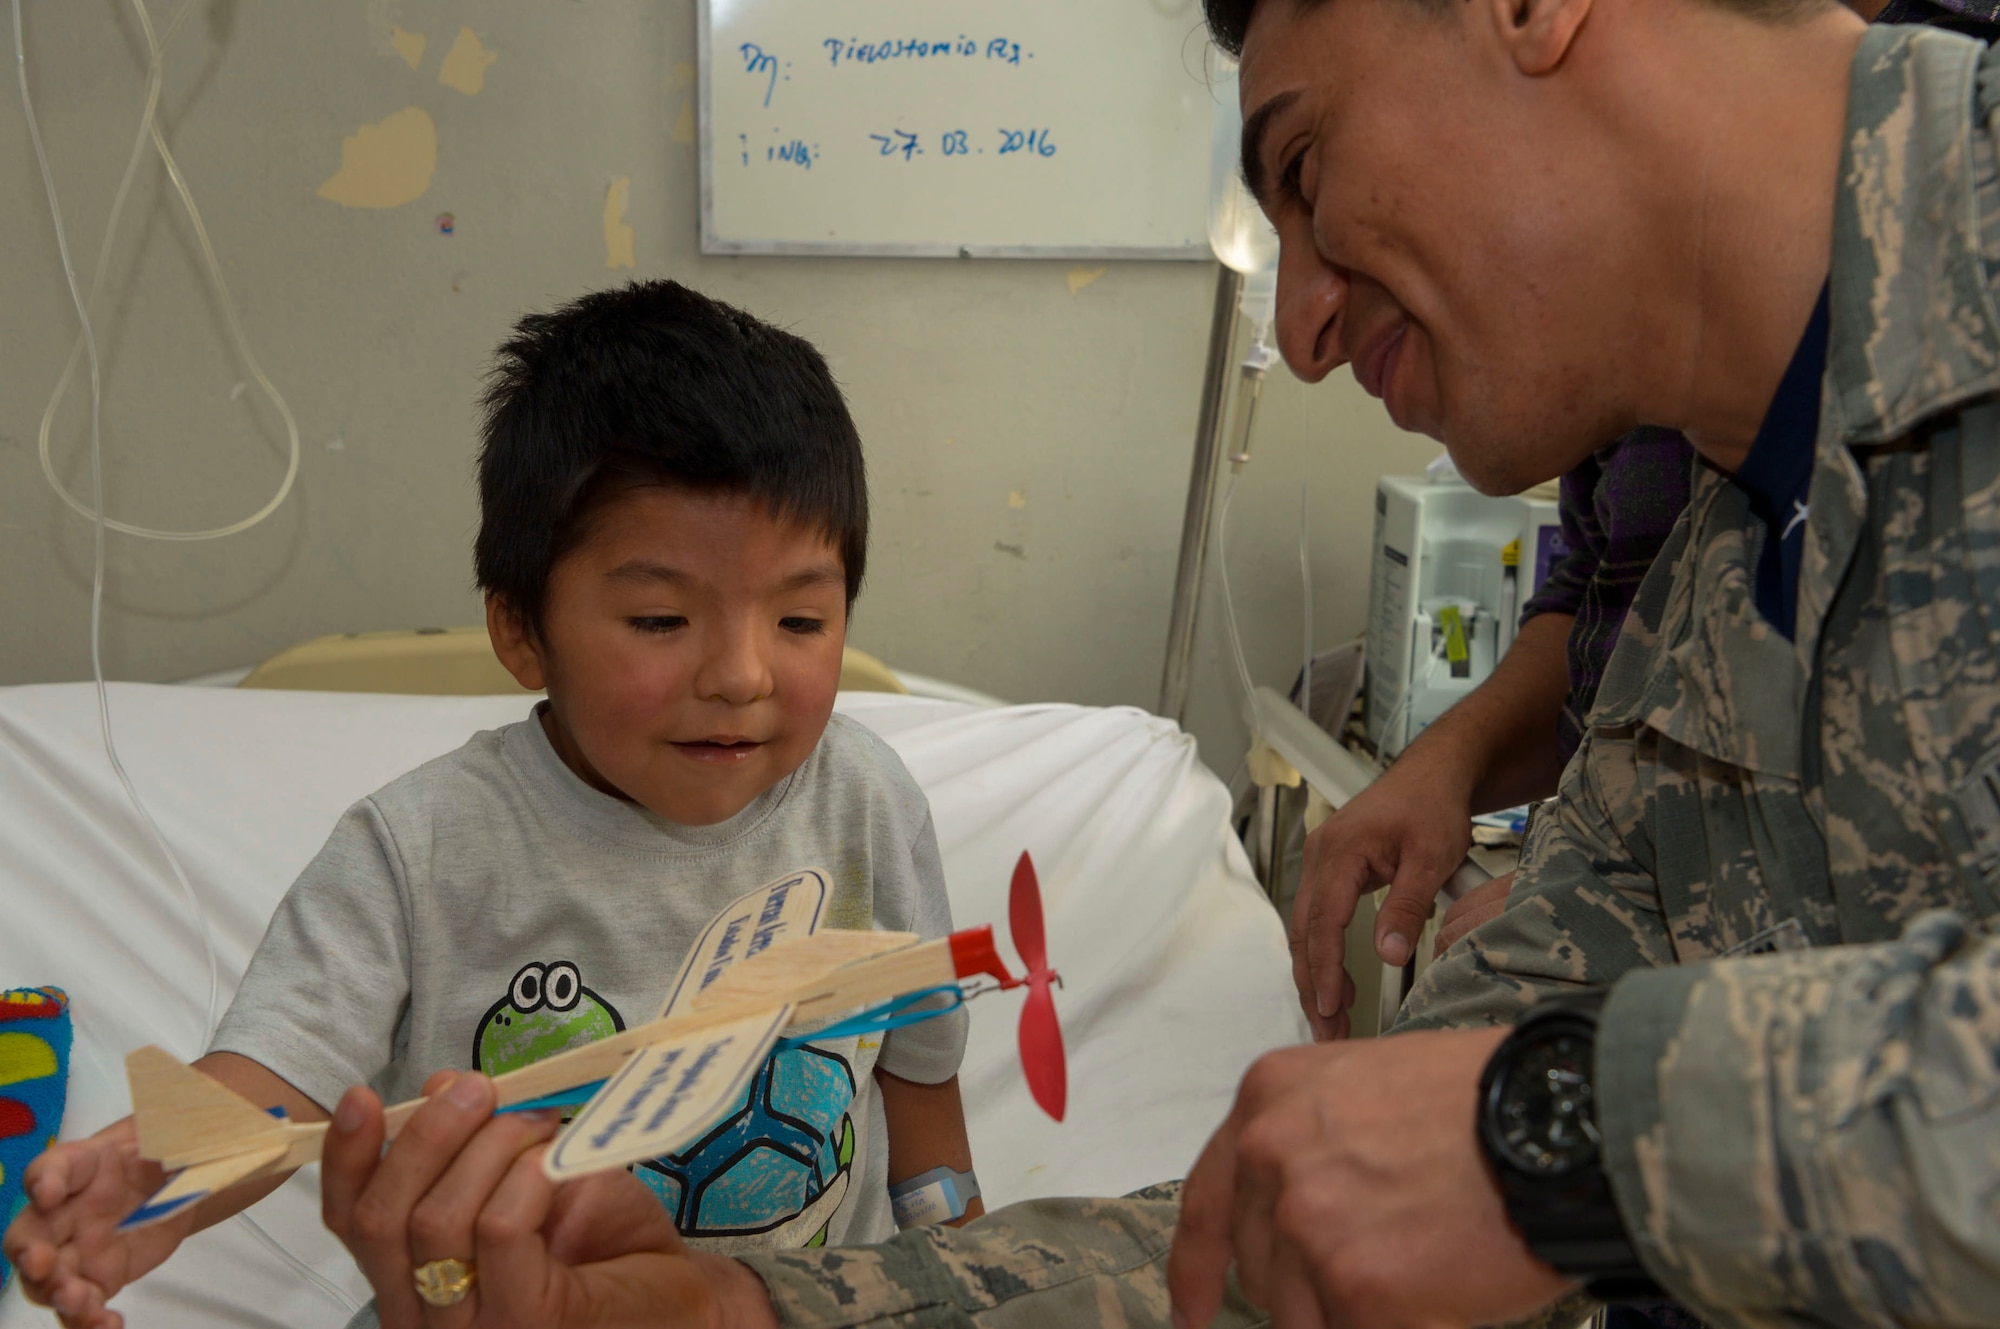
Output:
[127, 1045, 288, 1169]
[117, 1140, 291, 1230]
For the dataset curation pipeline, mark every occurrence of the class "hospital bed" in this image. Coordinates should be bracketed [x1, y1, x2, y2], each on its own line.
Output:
[0, 634, 1308, 1328]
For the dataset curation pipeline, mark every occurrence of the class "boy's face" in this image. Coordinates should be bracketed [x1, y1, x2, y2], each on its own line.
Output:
[490, 486, 849, 825]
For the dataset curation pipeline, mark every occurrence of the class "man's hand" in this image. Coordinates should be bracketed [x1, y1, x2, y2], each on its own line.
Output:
[1292, 750, 1476, 1040]
[321, 1070, 779, 1329]
[1167, 1028, 1572, 1329]
[1293, 611, 1573, 1039]
[1434, 871, 1515, 958]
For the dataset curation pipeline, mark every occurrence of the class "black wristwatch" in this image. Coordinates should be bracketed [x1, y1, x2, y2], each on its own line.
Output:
[1476, 991, 1665, 1302]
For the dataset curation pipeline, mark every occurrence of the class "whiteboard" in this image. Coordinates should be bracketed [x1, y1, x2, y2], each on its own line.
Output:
[699, 0, 1215, 259]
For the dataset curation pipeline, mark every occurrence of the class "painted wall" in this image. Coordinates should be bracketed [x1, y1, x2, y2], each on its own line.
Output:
[0, 0, 1441, 775]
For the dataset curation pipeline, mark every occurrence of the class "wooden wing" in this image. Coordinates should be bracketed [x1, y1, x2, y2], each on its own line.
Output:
[542, 1005, 791, 1181]
[653, 869, 829, 1020]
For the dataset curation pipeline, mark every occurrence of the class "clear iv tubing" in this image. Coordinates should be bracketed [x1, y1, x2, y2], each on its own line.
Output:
[1215, 319, 1276, 722]
[1213, 421, 1316, 731]
[15, 0, 224, 1047]
[1216, 470, 1258, 718]
[14, 3, 348, 1311]
[29, 0, 302, 541]
[1377, 630, 1453, 758]
[1299, 479, 1312, 716]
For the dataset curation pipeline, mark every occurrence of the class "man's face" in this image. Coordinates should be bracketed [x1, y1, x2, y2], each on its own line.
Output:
[505, 486, 848, 825]
[1239, 0, 1636, 492]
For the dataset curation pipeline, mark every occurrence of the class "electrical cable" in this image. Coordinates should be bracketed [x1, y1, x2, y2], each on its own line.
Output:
[14, 2, 344, 1311]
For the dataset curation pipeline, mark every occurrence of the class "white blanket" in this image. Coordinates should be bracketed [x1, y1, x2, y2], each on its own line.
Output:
[0, 684, 1305, 1328]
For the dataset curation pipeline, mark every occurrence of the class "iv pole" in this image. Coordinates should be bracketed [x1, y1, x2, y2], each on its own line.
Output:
[1158, 265, 1244, 723]
[1160, 47, 1276, 727]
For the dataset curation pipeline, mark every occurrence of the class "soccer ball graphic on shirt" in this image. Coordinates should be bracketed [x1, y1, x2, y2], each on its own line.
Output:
[473, 960, 858, 1249]
[632, 1041, 857, 1247]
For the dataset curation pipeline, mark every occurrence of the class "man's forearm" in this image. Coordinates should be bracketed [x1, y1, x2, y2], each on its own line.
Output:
[1598, 912, 2000, 1325]
[1395, 610, 1573, 816]
[688, 1253, 781, 1329]
[736, 1184, 1256, 1329]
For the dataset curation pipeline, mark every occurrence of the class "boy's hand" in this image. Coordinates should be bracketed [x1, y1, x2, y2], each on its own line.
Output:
[3, 1053, 321, 1329]
[3, 1119, 194, 1329]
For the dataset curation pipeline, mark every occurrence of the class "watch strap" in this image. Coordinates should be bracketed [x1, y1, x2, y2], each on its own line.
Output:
[1479, 993, 1665, 1302]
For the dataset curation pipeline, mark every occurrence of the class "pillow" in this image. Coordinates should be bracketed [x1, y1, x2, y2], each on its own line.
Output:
[0, 987, 72, 1293]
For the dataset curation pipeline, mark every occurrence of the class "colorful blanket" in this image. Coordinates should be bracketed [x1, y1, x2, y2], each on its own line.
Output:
[0, 987, 72, 1291]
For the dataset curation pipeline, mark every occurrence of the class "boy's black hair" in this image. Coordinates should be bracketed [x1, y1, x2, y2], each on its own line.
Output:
[474, 280, 867, 633]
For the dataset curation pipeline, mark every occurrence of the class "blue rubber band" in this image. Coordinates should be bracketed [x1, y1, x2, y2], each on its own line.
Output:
[777, 985, 964, 1049]
[497, 1080, 606, 1115]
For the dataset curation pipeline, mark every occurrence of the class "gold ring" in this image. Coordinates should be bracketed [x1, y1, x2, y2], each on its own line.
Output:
[413, 1257, 477, 1308]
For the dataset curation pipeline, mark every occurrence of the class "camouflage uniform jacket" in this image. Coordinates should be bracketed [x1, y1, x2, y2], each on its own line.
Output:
[1398, 27, 2000, 1327]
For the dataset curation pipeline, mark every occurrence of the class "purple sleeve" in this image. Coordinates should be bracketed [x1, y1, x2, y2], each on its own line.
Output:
[1520, 454, 1606, 624]
[1539, 429, 1696, 758]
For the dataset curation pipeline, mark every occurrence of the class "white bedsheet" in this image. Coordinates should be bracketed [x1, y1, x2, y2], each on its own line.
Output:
[0, 684, 1305, 1328]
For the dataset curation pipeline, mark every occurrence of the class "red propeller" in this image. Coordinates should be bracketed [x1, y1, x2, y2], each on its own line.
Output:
[1008, 851, 1066, 1122]
[945, 850, 1067, 1122]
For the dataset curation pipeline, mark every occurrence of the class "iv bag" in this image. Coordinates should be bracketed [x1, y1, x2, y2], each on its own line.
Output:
[1208, 53, 1280, 277]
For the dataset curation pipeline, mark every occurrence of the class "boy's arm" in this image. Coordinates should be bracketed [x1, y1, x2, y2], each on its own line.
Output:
[4, 1052, 327, 1329]
[875, 1070, 985, 1227]
[176, 1052, 332, 1224]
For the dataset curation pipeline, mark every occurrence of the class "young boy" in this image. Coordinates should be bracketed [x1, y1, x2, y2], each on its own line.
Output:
[8, 280, 979, 1328]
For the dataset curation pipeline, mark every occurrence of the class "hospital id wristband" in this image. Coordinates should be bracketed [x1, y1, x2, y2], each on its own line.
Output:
[889, 1165, 980, 1228]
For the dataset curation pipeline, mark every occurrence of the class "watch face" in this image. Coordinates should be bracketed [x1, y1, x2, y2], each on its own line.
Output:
[1495, 1030, 1600, 1175]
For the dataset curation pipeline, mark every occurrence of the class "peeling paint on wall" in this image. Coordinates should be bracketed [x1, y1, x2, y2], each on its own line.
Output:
[1007, 490, 1027, 509]
[438, 26, 497, 96]
[1066, 266, 1106, 295]
[390, 26, 426, 72]
[604, 177, 636, 270]
[317, 107, 438, 209]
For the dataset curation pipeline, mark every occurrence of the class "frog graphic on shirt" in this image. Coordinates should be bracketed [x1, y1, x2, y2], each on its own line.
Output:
[473, 961, 857, 1248]
[473, 960, 625, 1072]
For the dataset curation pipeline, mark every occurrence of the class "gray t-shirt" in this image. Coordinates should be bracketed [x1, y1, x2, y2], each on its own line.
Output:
[213, 706, 966, 1251]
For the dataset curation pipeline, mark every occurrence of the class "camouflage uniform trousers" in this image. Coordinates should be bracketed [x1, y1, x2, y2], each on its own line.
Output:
[740, 1182, 1268, 1329]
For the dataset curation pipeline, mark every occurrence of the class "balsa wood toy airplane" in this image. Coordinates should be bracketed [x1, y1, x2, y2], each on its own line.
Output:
[118, 852, 1065, 1229]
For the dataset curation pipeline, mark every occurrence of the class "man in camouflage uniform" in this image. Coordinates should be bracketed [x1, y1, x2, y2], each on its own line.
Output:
[1379, 14, 2000, 1320]
[756, 8, 2000, 1324]
[277, 2, 1999, 1328]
